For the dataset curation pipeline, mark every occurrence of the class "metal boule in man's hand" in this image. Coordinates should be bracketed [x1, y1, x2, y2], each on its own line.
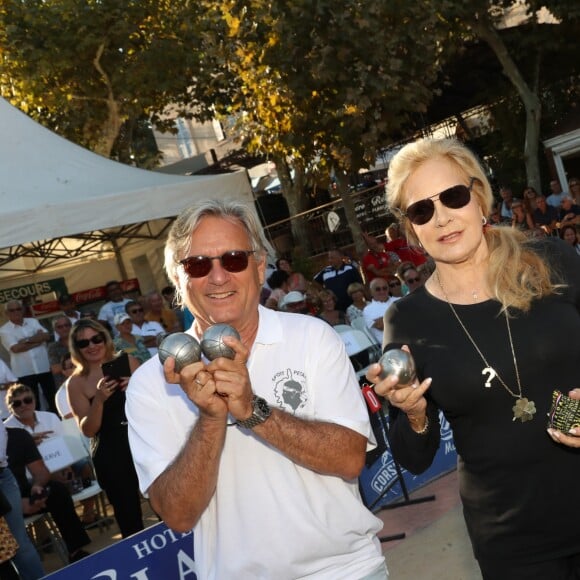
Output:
[158, 333, 202, 372]
[378, 349, 417, 384]
[201, 324, 240, 360]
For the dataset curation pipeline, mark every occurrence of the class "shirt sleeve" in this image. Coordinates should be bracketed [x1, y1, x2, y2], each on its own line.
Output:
[0, 360, 16, 383]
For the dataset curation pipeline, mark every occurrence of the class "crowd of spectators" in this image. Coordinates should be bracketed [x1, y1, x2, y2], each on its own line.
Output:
[494, 177, 580, 241]
[0, 281, 185, 578]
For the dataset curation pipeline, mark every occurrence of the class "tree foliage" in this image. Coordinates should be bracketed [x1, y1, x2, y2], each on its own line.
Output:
[192, 0, 447, 254]
[429, 0, 580, 192]
[0, 0, 206, 159]
[1, 0, 579, 252]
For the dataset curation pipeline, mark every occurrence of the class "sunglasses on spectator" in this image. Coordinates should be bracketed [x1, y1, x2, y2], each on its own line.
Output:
[388, 281, 401, 288]
[401, 178, 477, 225]
[74, 333, 106, 349]
[179, 250, 256, 278]
[405, 277, 422, 284]
[10, 396, 34, 408]
[129, 308, 144, 314]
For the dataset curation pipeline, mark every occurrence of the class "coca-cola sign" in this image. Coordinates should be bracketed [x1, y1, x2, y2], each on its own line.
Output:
[73, 279, 141, 305]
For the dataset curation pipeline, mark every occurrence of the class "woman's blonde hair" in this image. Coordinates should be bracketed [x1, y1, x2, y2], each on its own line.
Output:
[386, 138, 558, 312]
[69, 320, 116, 376]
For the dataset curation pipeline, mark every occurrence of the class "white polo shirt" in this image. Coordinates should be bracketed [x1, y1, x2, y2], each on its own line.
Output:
[127, 306, 384, 579]
[0, 318, 50, 376]
[131, 320, 165, 356]
[4, 410, 63, 438]
[363, 297, 399, 345]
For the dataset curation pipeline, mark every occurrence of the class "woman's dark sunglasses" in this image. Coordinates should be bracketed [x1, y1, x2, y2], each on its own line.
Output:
[10, 396, 34, 408]
[74, 333, 106, 349]
[402, 177, 477, 226]
[179, 250, 255, 279]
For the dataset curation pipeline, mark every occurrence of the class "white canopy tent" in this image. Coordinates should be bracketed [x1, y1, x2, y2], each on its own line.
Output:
[0, 98, 255, 285]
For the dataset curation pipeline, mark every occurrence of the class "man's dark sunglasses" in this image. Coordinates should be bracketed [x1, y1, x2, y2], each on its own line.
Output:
[401, 177, 477, 226]
[179, 250, 255, 279]
[405, 276, 422, 284]
[388, 280, 401, 288]
[74, 333, 106, 349]
[10, 396, 34, 408]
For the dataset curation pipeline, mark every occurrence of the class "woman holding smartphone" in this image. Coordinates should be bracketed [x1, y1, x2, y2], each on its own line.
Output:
[67, 319, 144, 538]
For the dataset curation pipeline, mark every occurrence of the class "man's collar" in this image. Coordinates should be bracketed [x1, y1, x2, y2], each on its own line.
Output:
[255, 305, 282, 346]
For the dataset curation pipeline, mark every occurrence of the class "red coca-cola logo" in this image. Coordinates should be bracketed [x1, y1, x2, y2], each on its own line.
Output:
[31, 300, 60, 315]
[72, 279, 141, 305]
[73, 288, 106, 304]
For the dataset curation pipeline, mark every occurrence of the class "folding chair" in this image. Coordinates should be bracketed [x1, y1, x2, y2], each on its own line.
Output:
[24, 512, 68, 565]
[60, 418, 112, 532]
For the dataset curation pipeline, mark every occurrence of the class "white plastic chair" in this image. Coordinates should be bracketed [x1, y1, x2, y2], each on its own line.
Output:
[60, 418, 112, 532]
[350, 317, 382, 363]
[333, 324, 354, 335]
[338, 328, 379, 378]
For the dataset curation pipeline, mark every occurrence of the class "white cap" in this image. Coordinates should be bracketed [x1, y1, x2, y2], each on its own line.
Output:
[279, 291, 306, 309]
[114, 313, 131, 326]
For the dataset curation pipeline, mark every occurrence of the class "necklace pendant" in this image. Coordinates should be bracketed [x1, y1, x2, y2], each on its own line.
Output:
[512, 398, 536, 422]
[481, 367, 497, 388]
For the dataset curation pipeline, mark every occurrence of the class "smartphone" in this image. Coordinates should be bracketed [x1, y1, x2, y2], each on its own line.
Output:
[30, 487, 48, 504]
[101, 352, 131, 382]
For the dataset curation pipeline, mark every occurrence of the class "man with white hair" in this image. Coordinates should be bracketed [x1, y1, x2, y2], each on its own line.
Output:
[363, 278, 399, 344]
[126, 199, 387, 579]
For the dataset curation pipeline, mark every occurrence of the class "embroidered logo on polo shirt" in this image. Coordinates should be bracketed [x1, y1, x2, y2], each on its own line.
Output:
[273, 368, 307, 413]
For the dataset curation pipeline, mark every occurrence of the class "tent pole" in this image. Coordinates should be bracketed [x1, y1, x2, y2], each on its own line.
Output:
[111, 238, 128, 281]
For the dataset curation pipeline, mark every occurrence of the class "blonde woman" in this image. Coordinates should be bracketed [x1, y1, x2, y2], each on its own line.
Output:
[67, 320, 143, 538]
[366, 138, 580, 579]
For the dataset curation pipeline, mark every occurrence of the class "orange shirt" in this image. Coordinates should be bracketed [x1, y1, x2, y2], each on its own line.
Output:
[145, 308, 179, 332]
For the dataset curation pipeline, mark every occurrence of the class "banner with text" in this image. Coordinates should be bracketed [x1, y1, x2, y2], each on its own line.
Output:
[359, 410, 457, 511]
[0, 278, 68, 305]
[45, 522, 196, 580]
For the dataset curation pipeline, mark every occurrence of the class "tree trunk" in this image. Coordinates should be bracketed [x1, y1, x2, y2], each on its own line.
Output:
[334, 171, 365, 259]
[470, 18, 542, 192]
[274, 156, 312, 256]
[92, 42, 124, 158]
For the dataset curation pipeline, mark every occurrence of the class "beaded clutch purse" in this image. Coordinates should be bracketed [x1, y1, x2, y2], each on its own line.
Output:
[547, 390, 580, 432]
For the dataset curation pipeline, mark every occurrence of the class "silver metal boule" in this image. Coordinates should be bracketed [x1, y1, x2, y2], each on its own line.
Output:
[378, 349, 417, 384]
[201, 323, 241, 360]
[158, 333, 201, 372]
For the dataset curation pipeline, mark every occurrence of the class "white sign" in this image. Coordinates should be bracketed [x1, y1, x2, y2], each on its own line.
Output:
[38, 436, 75, 472]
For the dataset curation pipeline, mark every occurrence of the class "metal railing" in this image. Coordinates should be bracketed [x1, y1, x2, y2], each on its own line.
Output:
[262, 182, 394, 260]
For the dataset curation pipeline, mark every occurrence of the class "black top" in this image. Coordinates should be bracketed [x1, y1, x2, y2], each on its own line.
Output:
[384, 237, 580, 564]
[6, 427, 41, 497]
[90, 388, 132, 465]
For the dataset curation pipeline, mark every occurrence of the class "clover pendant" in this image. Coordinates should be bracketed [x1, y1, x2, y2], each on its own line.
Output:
[512, 398, 536, 422]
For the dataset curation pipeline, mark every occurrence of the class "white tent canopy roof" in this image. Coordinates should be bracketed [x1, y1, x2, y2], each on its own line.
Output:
[0, 98, 253, 249]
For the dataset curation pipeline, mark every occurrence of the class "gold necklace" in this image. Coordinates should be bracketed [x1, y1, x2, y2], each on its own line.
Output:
[435, 271, 536, 422]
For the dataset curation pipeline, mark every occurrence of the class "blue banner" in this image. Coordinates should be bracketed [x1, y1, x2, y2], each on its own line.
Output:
[45, 522, 196, 580]
[359, 410, 457, 510]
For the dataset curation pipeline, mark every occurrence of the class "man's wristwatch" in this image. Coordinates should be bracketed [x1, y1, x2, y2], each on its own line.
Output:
[237, 395, 271, 429]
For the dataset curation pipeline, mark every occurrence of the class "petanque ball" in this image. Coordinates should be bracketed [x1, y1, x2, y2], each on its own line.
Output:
[378, 349, 417, 384]
[158, 333, 201, 372]
[200, 324, 240, 360]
